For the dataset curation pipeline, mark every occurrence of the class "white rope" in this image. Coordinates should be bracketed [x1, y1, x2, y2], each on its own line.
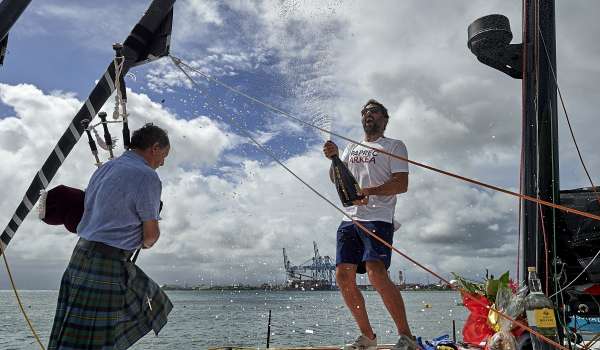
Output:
[88, 119, 122, 129]
[169, 59, 585, 350]
[112, 56, 128, 122]
[550, 248, 600, 298]
[169, 55, 334, 138]
[167, 54, 600, 222]
[92, 128, 110, 151]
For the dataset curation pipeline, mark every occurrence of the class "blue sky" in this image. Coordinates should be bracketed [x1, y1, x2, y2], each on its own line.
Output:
[1, 1, 600, 290]
[1, 1, 314, 164]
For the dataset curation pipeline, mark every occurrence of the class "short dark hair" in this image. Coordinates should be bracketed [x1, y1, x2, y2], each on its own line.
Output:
[130, 123, 169, 150]
[363, 99, 389, 119]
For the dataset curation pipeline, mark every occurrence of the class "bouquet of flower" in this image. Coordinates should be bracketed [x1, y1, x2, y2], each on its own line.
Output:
[451, 271, 517, 346]
[486, 283, 528, 350]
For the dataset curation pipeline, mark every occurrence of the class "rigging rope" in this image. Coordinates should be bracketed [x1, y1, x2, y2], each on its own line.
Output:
[550, 248, 600, 298]
[532, 9, 569, 342]
[538, 203, 550, 293]
[170, 55, 600, 224]
[516, 142, 524, 283]
[0, 244, 46, 349]
[538, 24, 600, 204]
[2, 38, 593, 348]
[113, 54, 125, 121]
[537, 22, 600, 322]
[516, 0, 530, 287]
[0, 50, 129, 350]
[171, 56, 571, 350]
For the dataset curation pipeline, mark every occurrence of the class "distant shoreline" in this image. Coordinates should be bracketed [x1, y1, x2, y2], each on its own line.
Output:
[160, 286, 456, 292]
[0, 286, 457, 292]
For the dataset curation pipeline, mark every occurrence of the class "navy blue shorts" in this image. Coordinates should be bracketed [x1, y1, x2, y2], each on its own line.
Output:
[336, 220, 394, 274]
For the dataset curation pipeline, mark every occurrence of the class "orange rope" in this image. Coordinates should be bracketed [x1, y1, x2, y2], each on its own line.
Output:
[537, 204, 550, 298]
[344, 140, 600, 223]
[348, 219, 568, 350]
[171, 55, 600, 224]
[517, 0, 528, 286]
[172, 57, 570, 350]
[538, 22, 600, 207]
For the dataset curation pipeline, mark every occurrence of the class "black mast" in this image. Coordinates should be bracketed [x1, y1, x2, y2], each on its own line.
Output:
[532, 0, 559, 298]
[467, 0, 559, 296]
[521, 0, 540, 288]
[0, 0, 32, 65]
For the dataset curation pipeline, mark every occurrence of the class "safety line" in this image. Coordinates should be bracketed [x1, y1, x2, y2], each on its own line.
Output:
[532, 7, 566, 341]
[582, 331, 600, 350]
[538, 21, 600, 317]
[170, 55, 600, 224]
[172, 57, 570, 350]
[550, 248, 600, 299]
[538, 24, 600, 205]
[538, 203, 550, 293]
[517, 0, 529, 285]
[0, 244, 46, 349]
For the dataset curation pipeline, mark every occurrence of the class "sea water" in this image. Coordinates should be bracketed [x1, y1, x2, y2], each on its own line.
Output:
[0, 290, 468, 349]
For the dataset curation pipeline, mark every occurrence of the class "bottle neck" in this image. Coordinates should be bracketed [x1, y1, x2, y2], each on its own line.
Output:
[528, 271, 543, 294]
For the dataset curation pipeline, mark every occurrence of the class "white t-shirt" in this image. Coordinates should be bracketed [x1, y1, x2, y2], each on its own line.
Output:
[340, 136, 409, 223]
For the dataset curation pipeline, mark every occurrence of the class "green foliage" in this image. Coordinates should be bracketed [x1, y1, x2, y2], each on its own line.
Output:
[451, 272, 485, 295]
[452, 271, 510, 303]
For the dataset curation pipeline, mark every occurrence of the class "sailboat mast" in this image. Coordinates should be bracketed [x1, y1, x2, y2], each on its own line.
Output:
[0, 0, 32, 65]
[467, 0, 559, 294]
[521, 0, 559, 296]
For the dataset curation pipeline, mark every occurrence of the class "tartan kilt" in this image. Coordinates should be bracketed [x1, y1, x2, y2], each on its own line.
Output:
[48, 243, 173, 349]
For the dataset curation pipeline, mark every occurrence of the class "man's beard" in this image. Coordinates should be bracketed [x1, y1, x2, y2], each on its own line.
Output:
[363, 121, 383, 134]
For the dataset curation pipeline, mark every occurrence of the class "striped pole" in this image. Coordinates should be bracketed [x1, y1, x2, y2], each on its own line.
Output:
[0, 0, 175, 253]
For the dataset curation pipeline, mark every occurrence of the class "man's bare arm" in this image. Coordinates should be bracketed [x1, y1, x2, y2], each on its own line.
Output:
[363, 172, 408, 196]
[142, 220, 160, 248]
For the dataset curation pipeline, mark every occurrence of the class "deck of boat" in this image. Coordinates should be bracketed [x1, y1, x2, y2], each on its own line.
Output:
[209, 346, 397, 350]
[210, 344, 600, 350]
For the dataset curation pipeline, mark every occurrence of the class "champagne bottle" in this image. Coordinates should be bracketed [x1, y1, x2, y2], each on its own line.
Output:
[524, 267, 559, 350]
[331, 155, 364, 207]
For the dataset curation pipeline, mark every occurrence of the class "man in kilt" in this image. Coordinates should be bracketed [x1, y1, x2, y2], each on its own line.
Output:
[48, 123, 173, 349]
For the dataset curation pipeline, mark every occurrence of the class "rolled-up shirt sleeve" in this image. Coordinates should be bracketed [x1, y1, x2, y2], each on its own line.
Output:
[135, 173, 162, 222]
[390, 141, 409, 173]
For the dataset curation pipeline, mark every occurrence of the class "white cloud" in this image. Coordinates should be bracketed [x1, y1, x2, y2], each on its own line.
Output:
[0, 80, 524, 289]
[4, 0, 600, 289]
[182, 1, 223, 26]
[0, 83, 234, 286]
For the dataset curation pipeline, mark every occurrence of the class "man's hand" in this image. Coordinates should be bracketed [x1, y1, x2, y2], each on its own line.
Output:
[352, 189, 369, 206]
[323, 141, 339, 159]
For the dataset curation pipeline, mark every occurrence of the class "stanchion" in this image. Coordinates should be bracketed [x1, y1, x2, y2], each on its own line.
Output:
[266, 310, 272, 348]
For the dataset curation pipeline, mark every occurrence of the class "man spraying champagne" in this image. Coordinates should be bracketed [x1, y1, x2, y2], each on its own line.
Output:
[323, 99, 414, 350]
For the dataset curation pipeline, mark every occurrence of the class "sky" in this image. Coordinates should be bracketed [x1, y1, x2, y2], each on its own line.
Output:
[1, 0, 599, 290]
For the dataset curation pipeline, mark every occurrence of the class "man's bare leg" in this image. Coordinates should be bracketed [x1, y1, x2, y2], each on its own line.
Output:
[366, 260, 412, 336]
[336, 263, 375, 340]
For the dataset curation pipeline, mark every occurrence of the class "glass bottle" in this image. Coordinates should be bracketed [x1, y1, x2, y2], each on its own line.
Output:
[524, 267, 559, 350]
[331, 155, 364, 207]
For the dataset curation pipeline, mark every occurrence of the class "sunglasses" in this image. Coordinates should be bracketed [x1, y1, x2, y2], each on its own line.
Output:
[361, 106, 384, 116]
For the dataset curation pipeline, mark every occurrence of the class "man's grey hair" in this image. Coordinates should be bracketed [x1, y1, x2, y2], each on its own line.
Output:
[130, 123, 170, 150]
